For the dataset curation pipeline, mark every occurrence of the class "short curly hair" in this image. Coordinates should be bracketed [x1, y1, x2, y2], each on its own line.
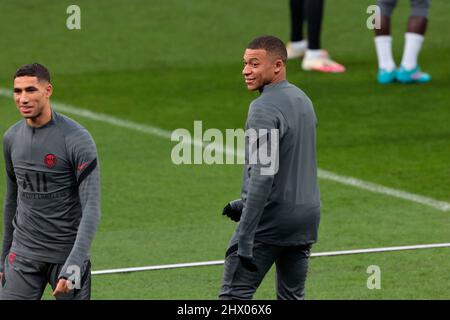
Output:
[247, 35, 287, 64]
[14, 63, 51, 83]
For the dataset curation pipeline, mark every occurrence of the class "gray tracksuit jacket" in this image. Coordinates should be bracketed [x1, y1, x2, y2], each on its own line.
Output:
[1, 110, 100, 279]
[232, 80, 321, 258]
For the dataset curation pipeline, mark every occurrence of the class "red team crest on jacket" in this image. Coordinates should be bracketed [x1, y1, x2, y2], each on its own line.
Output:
[44, 154, 57, 168]
[8, 252, 16, 265]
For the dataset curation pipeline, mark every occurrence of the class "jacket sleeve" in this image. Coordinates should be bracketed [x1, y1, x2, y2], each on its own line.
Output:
[237, 101, 286, 258]
[59, 129, 101, 280]
[1, 132, 18, 273]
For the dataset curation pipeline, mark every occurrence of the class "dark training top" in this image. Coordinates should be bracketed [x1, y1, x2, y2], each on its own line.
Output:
[1, 110, 100, 279]
[233, 80, 321, 258]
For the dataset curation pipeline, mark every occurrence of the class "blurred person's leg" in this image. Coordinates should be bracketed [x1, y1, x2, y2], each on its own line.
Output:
[302, 0, 345, 73]
[306, 0, 324, 50]
[374, 0, 397, 83]
[290, 0, 305, 42]
[287, 0, 308, 59]
[397, 0, 431, 83]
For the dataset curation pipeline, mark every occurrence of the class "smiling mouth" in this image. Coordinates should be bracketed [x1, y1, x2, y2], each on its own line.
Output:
[245, 78, 255, 84]
[20, 106, 33, 112]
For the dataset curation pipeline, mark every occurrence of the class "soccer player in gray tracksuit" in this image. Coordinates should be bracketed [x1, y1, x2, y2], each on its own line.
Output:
[220, 36, 320, 300]
[0, 63, 100, 300]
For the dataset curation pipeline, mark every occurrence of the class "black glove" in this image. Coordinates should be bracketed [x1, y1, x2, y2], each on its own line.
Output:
[222, 199, 243, 222]
[239, 255, 258, 272]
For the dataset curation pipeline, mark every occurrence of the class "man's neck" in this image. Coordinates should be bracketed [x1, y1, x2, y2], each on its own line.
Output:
[269, 71, 287, 86]
[27, 107, 52, 128]
[260, 76, 287, 93]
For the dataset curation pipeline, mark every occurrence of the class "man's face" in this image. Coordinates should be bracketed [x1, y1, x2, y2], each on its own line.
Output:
[13, 76, 52, 120]
[242, 49, 279, 91]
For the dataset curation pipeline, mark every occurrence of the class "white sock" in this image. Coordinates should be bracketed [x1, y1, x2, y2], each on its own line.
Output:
[401, 32, 424, 70]
[305, 49, 322, 59]
[291, 40, 307, 51]
[374, 36, 396, 71]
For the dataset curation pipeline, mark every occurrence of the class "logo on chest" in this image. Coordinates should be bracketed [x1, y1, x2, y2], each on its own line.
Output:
[44, 154, 57, 168]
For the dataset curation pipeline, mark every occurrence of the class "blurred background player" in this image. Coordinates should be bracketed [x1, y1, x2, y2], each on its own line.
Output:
[286, 0, 345, 73]
[374, 0, 431, 84]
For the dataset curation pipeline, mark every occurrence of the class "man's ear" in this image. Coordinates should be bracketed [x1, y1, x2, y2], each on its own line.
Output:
[274, 59, 284, 74]
[46, 83, 53, 98]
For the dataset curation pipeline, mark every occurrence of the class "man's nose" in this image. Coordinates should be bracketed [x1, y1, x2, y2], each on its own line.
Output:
[242, 65, 251, 75]
[19, 92, 29, 104]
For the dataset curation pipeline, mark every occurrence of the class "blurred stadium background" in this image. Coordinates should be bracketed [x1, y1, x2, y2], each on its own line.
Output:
[0, 0, 449, 299]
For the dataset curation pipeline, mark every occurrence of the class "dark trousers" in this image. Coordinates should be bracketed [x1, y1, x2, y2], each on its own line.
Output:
[290, 0, 325, 49]
[0, 252, 91, 300]
[219, 241, 312, 300]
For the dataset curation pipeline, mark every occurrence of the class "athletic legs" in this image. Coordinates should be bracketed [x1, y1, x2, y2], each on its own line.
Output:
[219, 242, 312, 300]
[275, 245, 311, 300]
[219, 242, 275, 300]
[0, 253, 47, 300]
[0, 252, 91, 300]
[375, 0, 431, 83]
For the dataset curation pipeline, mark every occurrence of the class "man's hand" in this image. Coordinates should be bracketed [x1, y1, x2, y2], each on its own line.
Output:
[0, 272, 3, 282]
[222, 199, 243, 222]
[239, 255, 258, 272]
[52, 278, 72, 297]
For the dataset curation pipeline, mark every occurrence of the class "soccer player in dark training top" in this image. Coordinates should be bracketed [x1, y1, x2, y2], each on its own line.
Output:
[220, 36, 320, 300]
[0, 63, 100, 300]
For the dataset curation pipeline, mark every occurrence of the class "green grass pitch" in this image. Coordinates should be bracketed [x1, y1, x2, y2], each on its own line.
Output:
[0, 0, 449, 299]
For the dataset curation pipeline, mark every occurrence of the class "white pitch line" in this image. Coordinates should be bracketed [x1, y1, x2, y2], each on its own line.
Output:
[92, 243, 450, 275]
[92, 260, 226, 275]
[318, 169, 450, 212]
[1, 88, 449, 211]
